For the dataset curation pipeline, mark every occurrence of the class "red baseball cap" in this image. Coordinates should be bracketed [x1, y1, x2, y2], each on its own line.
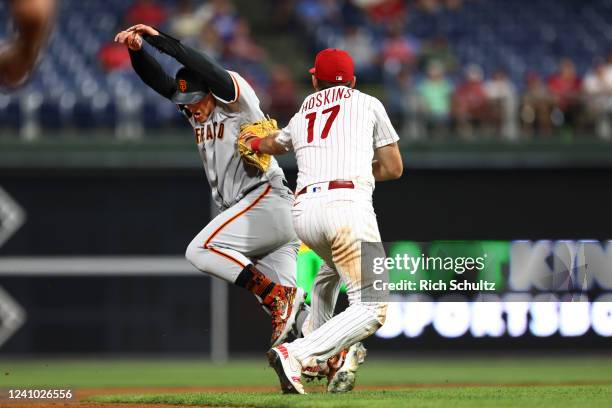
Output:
[309, 48, 355, 83]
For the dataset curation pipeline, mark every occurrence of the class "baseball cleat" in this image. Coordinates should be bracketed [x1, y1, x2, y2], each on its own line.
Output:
[267, 344, 305, 394]
[301, 360, 330, 383]
[270, 287, 306, 347]
[327, 342, 367, 393]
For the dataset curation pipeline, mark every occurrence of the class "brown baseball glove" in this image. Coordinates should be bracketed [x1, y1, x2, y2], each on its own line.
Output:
[237, 118, 278, 172]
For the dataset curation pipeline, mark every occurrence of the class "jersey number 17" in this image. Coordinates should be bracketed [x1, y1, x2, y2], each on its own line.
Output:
[305, 104, 340, 143]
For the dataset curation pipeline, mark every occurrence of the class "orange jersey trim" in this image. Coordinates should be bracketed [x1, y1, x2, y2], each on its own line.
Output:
[227, 72, 241, 104]
[208, 247, 246, 268]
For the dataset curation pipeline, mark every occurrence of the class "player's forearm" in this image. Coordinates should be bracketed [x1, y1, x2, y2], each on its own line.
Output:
[128, 48, 176, 99]
[1, 0, 55, 86]
[11, 0, 55, 46]
[258, 134, 290, 155]
[0, 42, 29, 81]
[143, 31, 235, 102]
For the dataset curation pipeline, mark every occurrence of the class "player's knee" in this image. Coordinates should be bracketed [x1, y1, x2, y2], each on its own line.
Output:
[362, 302, 388, 327]
[185, 240, 210, 270]
[185, 241, 197, 266]
[375, 302, 388, 326]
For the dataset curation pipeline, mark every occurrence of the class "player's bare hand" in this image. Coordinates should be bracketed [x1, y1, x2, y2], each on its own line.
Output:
[114, 30, 142, 51]
[126, 24, 159, 37]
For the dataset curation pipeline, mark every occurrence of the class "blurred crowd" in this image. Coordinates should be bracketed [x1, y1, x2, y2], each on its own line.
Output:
[96, 0, 297, 123]
[5, 0, 612, 143]
[391, 55, 612, 142]
[291, 0, 612, 142]
[91, 0, 612, 142]
[98, 0, 262, 73]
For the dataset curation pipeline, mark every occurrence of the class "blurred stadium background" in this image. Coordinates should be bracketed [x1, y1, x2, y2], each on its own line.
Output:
[5, 0, 612, 150]
[1, 0, 612, 401]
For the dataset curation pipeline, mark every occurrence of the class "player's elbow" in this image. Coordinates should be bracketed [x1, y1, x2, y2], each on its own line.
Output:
[384, 159, 403, 180]
[375, 144, 403, 180]
[389, 160, 403, 180]
[185, 241, 199, 266]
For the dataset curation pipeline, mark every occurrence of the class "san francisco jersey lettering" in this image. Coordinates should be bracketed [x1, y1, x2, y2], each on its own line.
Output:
[195, 122, 224, 143]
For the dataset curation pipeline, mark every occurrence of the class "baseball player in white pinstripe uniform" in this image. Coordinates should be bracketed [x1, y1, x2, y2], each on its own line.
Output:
[240, 48, 403, 394]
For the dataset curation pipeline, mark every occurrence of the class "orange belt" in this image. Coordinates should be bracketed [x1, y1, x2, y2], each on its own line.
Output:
[296, 180, 355, 197]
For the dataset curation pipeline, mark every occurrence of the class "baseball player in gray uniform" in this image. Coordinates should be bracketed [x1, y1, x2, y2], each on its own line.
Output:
[114, 24, 305, 347]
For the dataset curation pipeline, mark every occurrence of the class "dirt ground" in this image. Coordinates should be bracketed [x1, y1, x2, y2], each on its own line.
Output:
[2, 382, 609, 408]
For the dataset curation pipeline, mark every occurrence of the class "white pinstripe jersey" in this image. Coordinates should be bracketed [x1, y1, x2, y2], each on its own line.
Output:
[276, 86, 399, 193]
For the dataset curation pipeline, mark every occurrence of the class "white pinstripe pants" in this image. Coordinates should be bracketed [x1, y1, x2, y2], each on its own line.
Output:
[288, 188, 387, 368]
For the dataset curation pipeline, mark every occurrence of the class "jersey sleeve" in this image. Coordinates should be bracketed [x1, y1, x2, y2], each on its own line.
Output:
[275, 115, 295, 152]
[210, 71, 241, 104]
[372, 98, 400, 149]
[212, 71, 263, 121]
[143, 31, 235, 102]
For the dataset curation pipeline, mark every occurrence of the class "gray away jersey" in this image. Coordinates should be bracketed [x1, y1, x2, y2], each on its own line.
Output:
[181, 71, 285, 210]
